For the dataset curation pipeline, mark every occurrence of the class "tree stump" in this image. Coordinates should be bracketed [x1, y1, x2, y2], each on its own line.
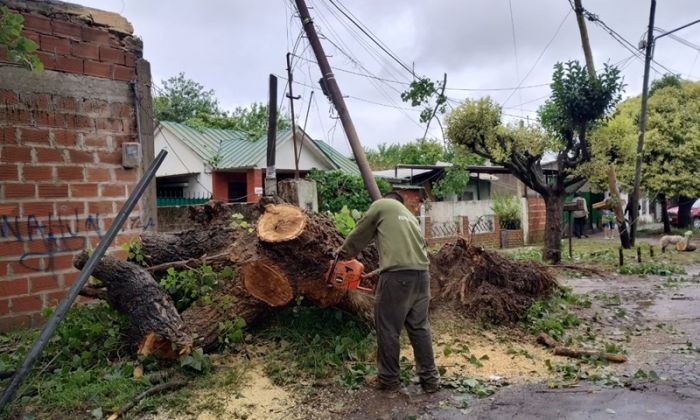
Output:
[235, 204, 377, 308]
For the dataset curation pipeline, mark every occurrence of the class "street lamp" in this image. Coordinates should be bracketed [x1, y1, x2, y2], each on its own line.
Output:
[630, 0, 700, 244]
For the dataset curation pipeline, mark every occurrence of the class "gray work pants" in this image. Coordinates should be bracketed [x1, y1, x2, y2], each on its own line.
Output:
[375, 270, 439, 387]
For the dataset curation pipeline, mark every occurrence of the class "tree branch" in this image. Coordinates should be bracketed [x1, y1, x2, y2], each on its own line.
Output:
[79, 286, 109, 300]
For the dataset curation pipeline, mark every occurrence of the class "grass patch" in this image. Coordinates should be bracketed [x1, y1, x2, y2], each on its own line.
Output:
[505, 237, 700, 270]
[618, 262, 686, 276]
[521, 287, 591, 343]
[259, 302, 376, 389]
[0, 304, 152, 418]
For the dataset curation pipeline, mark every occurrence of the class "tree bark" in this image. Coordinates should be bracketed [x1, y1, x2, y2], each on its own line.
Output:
[73, 252, 193, 357]
[659, 193, 672, 234]
[236, 204, 379, 308]
[607, 167, 631, 248]
[140, 224, 236, 267]
[543, 194, 564, 264]
[678, 195, 693, 228]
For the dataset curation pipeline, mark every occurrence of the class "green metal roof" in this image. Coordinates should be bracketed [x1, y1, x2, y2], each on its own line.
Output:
[159, 121, 359, 174]
[313, 140, 360, 175]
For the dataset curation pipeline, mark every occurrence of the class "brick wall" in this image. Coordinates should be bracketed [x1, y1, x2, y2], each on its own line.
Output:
[527, 196, 546, 244]
[0, 1, 153, 331]
[502, 229, 524, 248]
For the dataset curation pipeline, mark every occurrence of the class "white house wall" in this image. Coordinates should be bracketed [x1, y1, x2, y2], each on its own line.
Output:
[427, 200, 496, 223]
[155, 127, 212, 197]
[264, 136, 334, 171]
[155, 127, 206, 177]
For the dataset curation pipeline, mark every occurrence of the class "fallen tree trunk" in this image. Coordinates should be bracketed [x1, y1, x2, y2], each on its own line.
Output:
[73, 252, 193, 357]
[76, 202, 558, 356]
[140, 225, 236, 267]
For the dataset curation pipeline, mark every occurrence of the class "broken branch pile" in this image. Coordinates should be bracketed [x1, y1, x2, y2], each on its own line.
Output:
[430, 238, 559, 324]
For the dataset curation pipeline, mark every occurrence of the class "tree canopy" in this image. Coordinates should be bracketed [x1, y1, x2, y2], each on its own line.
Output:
[445, 60, 624, 263]
[583, 78, 700, 200]
[364, 139, 446, 170]
[153, 73, 290, 140]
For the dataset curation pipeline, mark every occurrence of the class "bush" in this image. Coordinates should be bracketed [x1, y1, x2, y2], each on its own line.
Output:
[328, 206, 363, 236]
[492, 193, 521, 229]
[307, 169, 390, 213]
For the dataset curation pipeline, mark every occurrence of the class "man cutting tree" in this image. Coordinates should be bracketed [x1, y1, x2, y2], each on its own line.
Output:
[338, 191, 440, 394]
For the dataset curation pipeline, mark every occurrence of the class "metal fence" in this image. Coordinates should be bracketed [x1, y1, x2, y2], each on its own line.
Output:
[156, 193, 211, 207]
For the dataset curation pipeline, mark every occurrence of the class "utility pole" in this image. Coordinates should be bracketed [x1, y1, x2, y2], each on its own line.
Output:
[293, 0, 381, 201]
[265, 74, 278, 196]
[630, 0, 656, 246]
[573, 0, 595, 77]
[572, 0, 631, 248]
[286, 53, 301, 179]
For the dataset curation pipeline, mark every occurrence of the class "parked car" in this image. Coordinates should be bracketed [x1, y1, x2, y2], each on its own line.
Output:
[668, 198, 700, 228]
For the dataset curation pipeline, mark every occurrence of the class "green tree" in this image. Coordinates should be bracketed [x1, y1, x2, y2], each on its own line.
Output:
[154, 73, 289, 140]
[585, 78, 700, 230]
[185, 102, 290, 140]
[307, 169, 390, 213]
[154, 72, 221, 122]
[445, 61, 623, 263]
[364, 139, 446, 170]
[0, 6, 43, 71]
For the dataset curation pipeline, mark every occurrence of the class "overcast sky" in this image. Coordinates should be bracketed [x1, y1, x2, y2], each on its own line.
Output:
[79, 0, 700, 155]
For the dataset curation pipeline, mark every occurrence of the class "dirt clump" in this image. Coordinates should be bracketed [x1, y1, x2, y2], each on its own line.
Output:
[430, 238, 559, 324]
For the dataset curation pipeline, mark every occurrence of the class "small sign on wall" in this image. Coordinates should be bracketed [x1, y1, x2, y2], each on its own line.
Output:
[254, 187, 264, 195]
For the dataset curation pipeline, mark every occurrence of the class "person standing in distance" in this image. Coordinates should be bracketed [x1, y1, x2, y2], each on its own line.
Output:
[572, 192, 589, 239]
[338, 191, 440, 394]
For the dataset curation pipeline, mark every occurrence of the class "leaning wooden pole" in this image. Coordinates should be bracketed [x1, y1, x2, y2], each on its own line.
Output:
[293, 0, 381, 201]
[631, 0, 656, 246]
[607, 166, 631, 249]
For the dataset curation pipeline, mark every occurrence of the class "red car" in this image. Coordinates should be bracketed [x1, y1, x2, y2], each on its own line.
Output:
[668, 198, 700, 228]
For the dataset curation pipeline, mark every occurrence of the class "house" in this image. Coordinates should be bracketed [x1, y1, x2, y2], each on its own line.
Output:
[373, 163, 508, 214]
[374, 163, 544, 247]
[155, 121, 359, 204]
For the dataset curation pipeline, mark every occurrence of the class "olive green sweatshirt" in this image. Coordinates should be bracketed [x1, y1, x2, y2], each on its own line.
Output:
[340, 198, 429, 272]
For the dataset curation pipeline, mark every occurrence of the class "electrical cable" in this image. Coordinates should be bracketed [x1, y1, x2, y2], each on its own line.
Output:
[326, 0, 415, 77]
[502, 8, 571, 107]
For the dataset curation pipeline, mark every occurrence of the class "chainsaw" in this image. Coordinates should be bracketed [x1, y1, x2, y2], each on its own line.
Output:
[325, 254, 377, 293]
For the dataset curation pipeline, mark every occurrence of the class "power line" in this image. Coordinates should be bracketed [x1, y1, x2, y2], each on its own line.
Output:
[502, 8, 571, 107]
[507, 0, 523, 113]
[289, 52, 551, 92]
[569, 1, 673, 75]
[326, 0, 415, 77]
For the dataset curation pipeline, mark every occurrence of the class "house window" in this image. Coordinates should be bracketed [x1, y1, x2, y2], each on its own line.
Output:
[228, 182, 247, 203]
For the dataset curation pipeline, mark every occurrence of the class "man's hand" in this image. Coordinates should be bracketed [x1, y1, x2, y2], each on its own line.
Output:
[335, 245, 349, 259]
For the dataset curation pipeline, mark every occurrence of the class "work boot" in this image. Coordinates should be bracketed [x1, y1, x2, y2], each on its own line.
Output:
[421, 381, 441, 394]
[366, 375, 401, 392]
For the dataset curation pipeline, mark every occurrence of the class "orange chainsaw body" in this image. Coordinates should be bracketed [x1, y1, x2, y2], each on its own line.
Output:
[325, 258, 374, 292]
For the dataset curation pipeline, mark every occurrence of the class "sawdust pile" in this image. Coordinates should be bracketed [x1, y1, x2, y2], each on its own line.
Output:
[430, 238, 558, 324]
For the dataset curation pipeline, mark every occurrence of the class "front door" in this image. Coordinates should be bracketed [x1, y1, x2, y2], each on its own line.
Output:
[228, 182, 247, 203]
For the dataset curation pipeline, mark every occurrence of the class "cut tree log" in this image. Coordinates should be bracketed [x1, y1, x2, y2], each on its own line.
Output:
[536, 332, 627, 363]
[234, 204, 379, 308]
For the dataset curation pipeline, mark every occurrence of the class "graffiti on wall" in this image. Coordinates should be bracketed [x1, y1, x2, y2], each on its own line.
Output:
[1, 209, 154, 272]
